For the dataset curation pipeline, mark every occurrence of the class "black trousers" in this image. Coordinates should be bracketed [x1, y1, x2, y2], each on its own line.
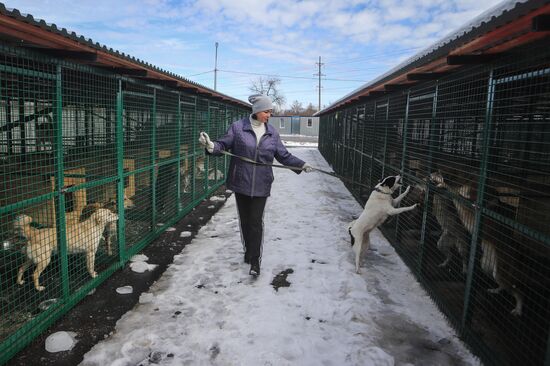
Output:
[235, 193, 267, 264]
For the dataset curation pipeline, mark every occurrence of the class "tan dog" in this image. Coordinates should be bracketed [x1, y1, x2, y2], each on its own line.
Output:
[430, 171, 523, 316]
[80, 196, 134, 256]
[14, 208, 119, 291]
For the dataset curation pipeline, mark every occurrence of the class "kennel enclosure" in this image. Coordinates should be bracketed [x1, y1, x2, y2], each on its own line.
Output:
[0, 6, 250, 364]
[317, 1, 550, 365]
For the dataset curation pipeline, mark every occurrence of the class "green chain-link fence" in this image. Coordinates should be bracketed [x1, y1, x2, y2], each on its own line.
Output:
[0, 43, 249, 363]
[319, 39, 550, 366]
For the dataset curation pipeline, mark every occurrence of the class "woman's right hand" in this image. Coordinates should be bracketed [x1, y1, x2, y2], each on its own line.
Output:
[198, 132, 214, 152]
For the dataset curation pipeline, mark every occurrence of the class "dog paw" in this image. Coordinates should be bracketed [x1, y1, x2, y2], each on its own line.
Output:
[17, 280, 25, 285]
[90, 271, 97, 278]
[511, 308, 522, 316]
[36, 286, 45, 291]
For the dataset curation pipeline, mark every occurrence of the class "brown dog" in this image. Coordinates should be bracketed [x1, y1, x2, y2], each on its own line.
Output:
[14, 208, 119, 291]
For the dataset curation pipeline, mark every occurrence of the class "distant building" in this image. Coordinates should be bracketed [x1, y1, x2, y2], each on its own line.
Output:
[269, 115, 319, 137]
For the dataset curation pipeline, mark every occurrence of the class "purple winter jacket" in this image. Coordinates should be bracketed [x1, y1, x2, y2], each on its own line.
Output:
[210, 117, 305, 197]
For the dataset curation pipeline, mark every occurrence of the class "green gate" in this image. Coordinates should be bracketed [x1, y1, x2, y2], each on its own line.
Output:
[319, 39, 550, 366]
[0, 43, 249, 364]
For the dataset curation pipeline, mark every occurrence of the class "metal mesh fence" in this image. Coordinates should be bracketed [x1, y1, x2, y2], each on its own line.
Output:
[0, 44, 249, 363]
[319, 39, 550, 366]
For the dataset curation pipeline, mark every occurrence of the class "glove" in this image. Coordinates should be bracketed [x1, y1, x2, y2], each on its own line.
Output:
[198, 132, 214, 153]
[302, 163, 314, 173]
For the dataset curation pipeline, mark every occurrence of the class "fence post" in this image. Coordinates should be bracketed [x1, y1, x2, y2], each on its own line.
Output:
[192, 96, 197, 201]
[176, 94, 182, 212]
[116, 79, 127, 262]
[418, 83, 439, 277]
[53, 63, 69, 298]
[381, 100, 390, 178]
[461, 68, 495, 331]
[151, 88, 157, 226]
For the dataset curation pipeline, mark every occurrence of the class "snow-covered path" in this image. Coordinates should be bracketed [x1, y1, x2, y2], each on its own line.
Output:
[80, 148, 479, 366]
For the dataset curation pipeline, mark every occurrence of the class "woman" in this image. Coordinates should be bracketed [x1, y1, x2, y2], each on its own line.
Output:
[198, 94, 313, 276]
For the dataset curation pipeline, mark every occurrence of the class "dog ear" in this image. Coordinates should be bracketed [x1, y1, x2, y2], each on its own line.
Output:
[94, 211, 103, 225]
[382, 176, 396, 188]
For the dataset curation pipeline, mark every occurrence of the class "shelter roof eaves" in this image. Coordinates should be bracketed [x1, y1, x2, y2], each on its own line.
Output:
[0, 3, 250, 109]
[317, 0, 550, 115]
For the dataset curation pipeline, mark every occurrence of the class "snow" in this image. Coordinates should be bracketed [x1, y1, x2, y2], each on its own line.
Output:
[46, 331, 77, 353]
[209, 195, 226, 202]
[130, 254, 149, 262]
[281, 140, 318, 148]
[116, 286, 133, 295]
[79, 148, 479, 366]
[180, 231, 192, 238]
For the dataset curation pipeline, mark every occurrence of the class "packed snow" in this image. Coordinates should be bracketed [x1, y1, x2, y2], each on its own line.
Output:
[46, 331, 77, 353]
[77, 148, 479, 366]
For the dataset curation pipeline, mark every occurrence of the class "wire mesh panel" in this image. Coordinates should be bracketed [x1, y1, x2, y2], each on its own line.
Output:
[371, 100, 389, 183]
[0, 48, 61, 352]
[122, 81, 155, 252]
[180, 94, 196, 210]
[155, 89, 179, 222]
[319, 38, 550, 366]
[194, 97, 209, 198]
[0, 42, 249, 362]
[465, 46, 550, 366]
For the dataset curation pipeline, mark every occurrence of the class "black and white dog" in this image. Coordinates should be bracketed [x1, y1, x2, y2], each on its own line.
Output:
[348, 175, 417, 273]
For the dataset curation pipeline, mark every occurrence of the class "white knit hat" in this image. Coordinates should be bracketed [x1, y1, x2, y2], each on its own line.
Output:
[249, 94, 273, 114]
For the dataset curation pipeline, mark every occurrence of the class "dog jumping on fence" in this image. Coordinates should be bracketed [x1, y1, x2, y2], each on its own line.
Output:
[14, 208, 119, 291]
[430, 171, 524, 316]
[348, 175, 417, 274]
[424, 172, 471, 274]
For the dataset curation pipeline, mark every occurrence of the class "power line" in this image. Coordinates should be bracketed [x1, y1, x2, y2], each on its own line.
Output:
[218, 69, 367, 82]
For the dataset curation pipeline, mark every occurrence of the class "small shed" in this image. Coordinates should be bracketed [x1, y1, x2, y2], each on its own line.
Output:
[270, 115, 319, 136]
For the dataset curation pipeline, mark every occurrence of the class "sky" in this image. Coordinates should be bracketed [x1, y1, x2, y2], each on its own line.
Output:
[6, 0, 502, 110]
[44, 147, 480, 366]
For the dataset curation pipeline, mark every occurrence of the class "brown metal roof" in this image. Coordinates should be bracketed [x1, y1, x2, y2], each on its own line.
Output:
[0, 3, 250, 108]
[318, 0, 550, 115]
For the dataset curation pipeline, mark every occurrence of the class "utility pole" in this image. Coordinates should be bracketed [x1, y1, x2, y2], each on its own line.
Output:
[214, 42, 219, 90]
[314, 56, 325, 112]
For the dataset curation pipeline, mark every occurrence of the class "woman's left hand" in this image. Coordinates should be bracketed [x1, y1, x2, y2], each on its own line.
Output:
[302, 163, 314, 173]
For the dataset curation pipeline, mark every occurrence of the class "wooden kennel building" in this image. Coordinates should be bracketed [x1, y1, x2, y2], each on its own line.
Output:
[0, 5, 250, 363]
[317, 1, 550, 365]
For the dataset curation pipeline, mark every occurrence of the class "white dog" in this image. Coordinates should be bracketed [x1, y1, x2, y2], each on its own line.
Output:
[348, 175, 417, 273]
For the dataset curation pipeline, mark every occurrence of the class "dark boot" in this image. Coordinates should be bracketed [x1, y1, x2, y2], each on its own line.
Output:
[249, 259, 260, 276]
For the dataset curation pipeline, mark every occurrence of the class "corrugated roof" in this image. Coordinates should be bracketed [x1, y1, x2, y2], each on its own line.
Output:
[318, 0, 550, 115]
[0, 3, 250, 108]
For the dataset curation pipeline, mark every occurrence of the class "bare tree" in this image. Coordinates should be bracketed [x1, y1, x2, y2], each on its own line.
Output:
[302, 102, 318, 116]
[249, 77, 286, 111]
[287, 100, 304, 115]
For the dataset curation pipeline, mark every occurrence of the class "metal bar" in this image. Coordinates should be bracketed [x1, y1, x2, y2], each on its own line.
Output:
[116, 79, 127, 262]
[0, 192, 56, 214]
[0, 64, 56, 79]
[176, 94, 182, 212]
[54, 64, 69, 299]
[495, 67, 550, 84]
[123, 90, 154, 99]
[192, 96, 198, 201]
[151, 88, 157, 226]
[417, 83, 438, 276]
[461, 68, 495, 331]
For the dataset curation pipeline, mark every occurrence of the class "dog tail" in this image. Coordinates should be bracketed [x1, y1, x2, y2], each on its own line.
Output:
[349, 227, 355, 247]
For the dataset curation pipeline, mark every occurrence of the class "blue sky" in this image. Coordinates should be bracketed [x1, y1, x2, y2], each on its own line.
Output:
[8, 0, 502, 110]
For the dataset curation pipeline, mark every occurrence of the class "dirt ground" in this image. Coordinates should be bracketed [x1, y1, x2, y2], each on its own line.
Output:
[6, 186, 232, 366]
